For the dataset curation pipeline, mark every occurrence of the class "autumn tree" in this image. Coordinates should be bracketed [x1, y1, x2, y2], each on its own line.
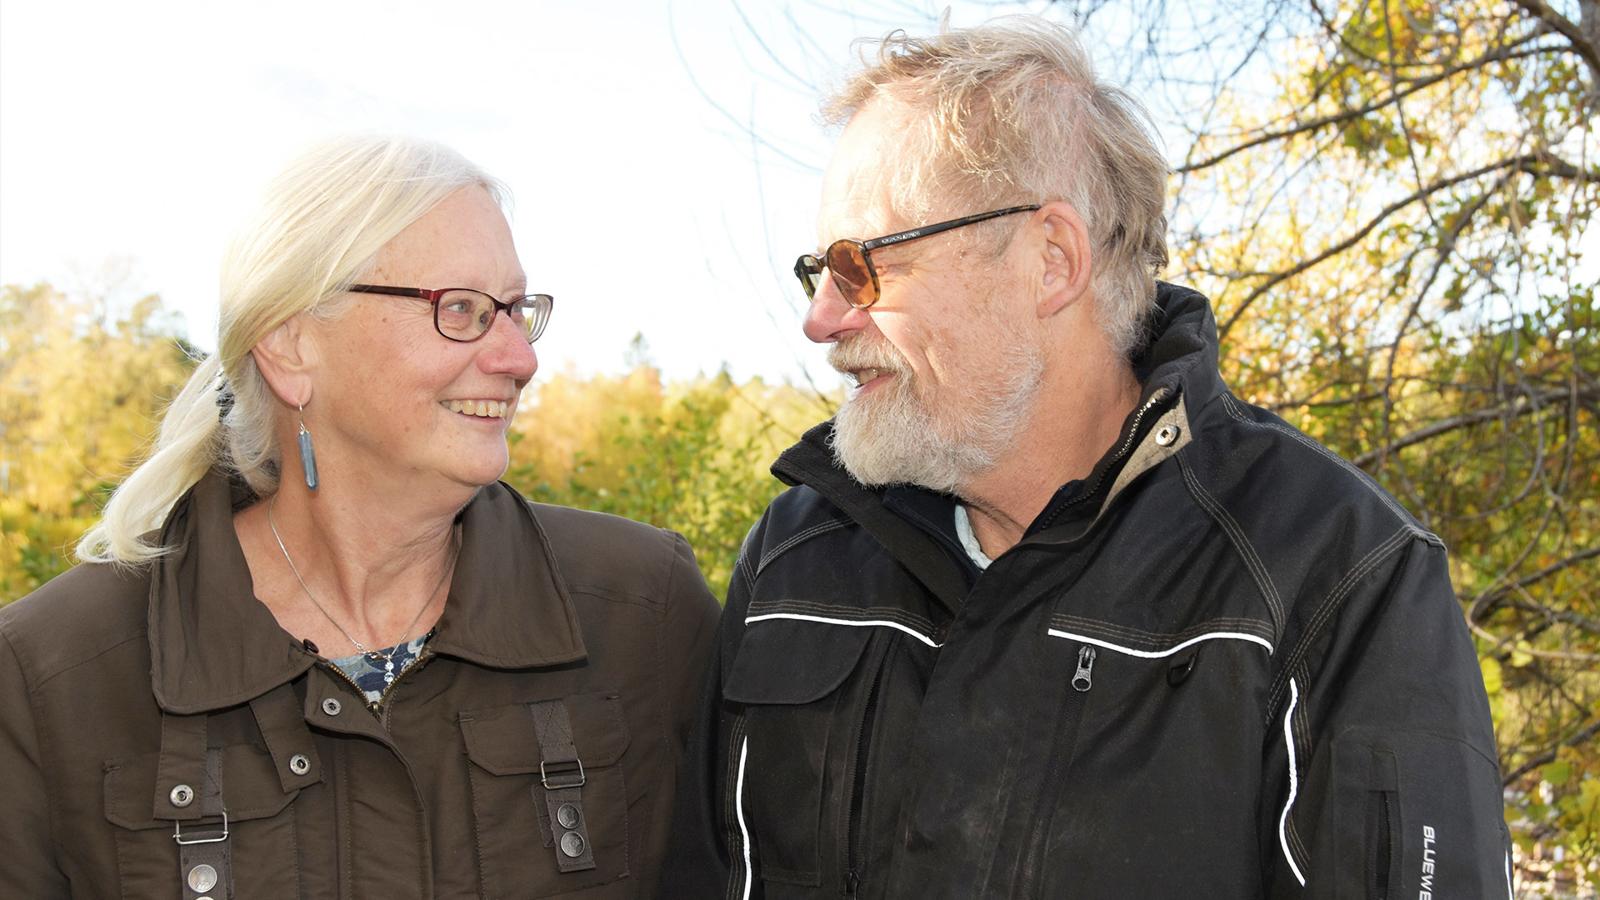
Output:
[0, 282, 197, 597]
[506, 362, 830, 597]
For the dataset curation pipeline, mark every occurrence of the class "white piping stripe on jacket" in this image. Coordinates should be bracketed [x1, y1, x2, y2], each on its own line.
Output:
[1504, 851, 1513, 899]
[744, 613, 942, 648]
[1278, 678, 1307, 887]
[1044, 628, 1274, 658]
[735, 736, 753, 900]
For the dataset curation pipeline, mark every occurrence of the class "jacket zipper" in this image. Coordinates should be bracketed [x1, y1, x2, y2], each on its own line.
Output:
[1015, 642, 1099, 894]
[1038, 387, 1171, 526]
[1071, 646, 1096, 692]
[315, 648, 433, 722]
[845, 649, 891, 897]
[377, 650, 433, 726]
[1373, 791, 1393, 899]
[319, 659, 370, 703]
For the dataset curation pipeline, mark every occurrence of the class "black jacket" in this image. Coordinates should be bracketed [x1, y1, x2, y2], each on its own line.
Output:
[661, 284, 1509, 899]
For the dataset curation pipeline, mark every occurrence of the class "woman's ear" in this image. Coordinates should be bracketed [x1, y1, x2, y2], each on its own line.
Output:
[249, 314, 318, 408]
[1035, 200, 1093, 319]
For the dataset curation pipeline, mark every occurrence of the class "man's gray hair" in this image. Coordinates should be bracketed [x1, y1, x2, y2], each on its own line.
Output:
[823, 16, 1170, 357]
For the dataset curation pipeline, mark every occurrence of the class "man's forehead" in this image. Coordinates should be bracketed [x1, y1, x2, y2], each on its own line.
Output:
[816, 101, 903, 245]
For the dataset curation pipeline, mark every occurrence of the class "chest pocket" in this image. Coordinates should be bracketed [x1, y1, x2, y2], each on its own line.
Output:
[102, 742, 306, 899]
[459, 690, 631, 898]
[724, 616, 877, 888]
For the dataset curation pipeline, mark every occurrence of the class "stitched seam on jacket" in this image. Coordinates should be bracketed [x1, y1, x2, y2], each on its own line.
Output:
[725, 717, 752, 900]
[1277, 677, 1307, 887]
[1177, 454, 1286, 635]
[11, 631, 145, 692]
[1266, 528, 1416, 723]
[1220, 393, 1436, 540]
[1049, 614, 1275, 646]
[738, 548, 757, 587]
[746, 599, 934, 634]
[1287, 674, 1313, 864]
[756, 518, 852, 577]
[735, 521, 760, 587]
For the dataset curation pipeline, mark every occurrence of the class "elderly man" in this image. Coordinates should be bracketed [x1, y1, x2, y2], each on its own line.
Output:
[663, 17, 1509, 899]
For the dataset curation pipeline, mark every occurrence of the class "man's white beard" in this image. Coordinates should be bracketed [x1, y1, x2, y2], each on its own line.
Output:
[829, 333, 1044, 494]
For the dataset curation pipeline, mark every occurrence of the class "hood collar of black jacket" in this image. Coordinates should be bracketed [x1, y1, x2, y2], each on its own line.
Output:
[770, 283, 1222, 606]
[148, 471, 587, 714]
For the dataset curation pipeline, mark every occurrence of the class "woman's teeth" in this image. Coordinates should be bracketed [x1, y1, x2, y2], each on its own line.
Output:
[442, 400, 510, 418]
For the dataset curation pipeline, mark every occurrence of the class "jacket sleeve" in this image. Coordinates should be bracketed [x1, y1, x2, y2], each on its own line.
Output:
[661, 532, 723, 753]
[1265, 534, 1511, 899]
[0, 624, 70, 897]
[658, 523, 763, 900]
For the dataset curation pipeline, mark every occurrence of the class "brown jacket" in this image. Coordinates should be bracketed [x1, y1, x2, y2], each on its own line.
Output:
[0, 471, 720, 899]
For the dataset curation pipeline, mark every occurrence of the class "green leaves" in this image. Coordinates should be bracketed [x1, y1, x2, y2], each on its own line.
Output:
[504, 366, 829, 600]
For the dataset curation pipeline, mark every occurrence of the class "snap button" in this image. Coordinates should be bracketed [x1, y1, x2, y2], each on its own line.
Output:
[557, 803, 582, 829]
[288, 754, 311, 776]
[169, 784, 194, 808]
[187, 862, 219, 892]
[559, 831, 586, 858]
[321, 697, 342, 716]
[1155, 424, 1181, 447]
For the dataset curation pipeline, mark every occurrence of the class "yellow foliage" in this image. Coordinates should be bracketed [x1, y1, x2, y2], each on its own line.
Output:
[0, 283, 196, 598]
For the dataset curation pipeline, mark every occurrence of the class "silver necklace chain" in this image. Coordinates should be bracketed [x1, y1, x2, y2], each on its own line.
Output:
[266, 495, 456, 664]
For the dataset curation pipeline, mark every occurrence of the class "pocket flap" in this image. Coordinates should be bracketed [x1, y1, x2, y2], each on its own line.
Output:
[104, 744, 302, 831]
[724, 614, 874, 705]
[460, 690, 629, 775]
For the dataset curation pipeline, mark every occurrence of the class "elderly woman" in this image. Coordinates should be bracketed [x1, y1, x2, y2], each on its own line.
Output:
[0, 136, 719, 898]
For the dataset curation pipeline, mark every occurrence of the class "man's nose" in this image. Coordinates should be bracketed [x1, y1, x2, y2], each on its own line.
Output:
[802, 270, 874, 343]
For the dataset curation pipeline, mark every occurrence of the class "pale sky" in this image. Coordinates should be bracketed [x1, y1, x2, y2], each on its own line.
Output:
[0, 0, 1051, 385]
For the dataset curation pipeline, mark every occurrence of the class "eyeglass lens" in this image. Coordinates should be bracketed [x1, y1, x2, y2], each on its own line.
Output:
[825, 241, 875, 308]
[434, 290, 551, 343]
[795, 256, 823, 299]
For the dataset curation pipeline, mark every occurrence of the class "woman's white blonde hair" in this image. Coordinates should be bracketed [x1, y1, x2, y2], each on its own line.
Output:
[77, 135, 506, 565]
[823, 16, 1170, 357]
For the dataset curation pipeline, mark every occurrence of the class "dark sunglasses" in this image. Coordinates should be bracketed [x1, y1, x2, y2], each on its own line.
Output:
[793, 204, 1040, 309]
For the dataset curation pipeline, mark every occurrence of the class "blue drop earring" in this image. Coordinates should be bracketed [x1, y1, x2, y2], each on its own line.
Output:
[297, 403, 319, 490]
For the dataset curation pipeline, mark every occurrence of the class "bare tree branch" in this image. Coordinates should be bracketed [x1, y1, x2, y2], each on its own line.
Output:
[1503, 716, 1600, 784]
[1216, 153, 1587, 341]
[1176, 42, 1555, 173]
[1512, 0, 1600, 77]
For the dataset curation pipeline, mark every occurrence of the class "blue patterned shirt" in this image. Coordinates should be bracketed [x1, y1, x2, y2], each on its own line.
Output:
[330, 635, 429, 705]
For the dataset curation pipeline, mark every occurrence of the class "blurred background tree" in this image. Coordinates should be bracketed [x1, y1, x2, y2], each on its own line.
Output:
[505, 343, 829, 597]
[0, 282, 196, 598]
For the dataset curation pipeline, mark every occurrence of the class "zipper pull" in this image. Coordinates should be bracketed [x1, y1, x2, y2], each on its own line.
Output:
[1071, 645, 1096, 692]
[845, 869, 861, 897]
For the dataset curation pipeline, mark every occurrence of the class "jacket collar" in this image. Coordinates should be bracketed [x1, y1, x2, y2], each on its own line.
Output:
[770, 283, 1225, 588]
[149, 472, 586, 714]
